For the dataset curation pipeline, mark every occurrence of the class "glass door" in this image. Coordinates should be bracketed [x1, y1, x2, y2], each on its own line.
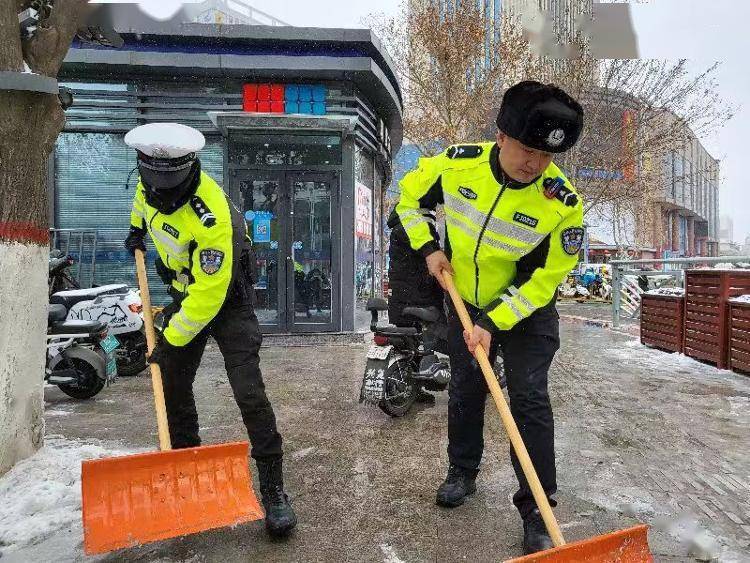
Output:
[238, 171, 288, 333]
[234, 170, 339, 333]
[286, 172, 339, 332]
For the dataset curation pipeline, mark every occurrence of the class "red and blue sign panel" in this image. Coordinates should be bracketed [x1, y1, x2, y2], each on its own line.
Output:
[243, 83, 326, 115]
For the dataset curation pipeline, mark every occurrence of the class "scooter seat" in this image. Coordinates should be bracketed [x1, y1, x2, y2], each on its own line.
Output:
[374, 326, 419, 336]
[366, 297, 389, 312]
[50, 284, 129, 309]
[48, 303, 68, 323]
[49, 319, 106, 335]
[403, 306, 441, 323]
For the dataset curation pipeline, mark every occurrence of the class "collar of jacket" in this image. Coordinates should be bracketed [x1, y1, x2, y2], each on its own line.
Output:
[489, 143, 541, 190]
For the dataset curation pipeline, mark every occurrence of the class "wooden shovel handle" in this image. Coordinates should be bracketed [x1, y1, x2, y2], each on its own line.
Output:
[135, 249, 172, 452]
[441, 270, 565, 547]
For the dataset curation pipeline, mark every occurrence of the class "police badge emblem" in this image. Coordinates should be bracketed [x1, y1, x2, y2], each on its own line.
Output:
[561, 227, 584, 256]
[199, 249, 224, 274]
[546, 128, 565, 148]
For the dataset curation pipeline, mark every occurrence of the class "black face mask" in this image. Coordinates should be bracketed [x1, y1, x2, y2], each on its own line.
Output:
[140, 156, 201, 214]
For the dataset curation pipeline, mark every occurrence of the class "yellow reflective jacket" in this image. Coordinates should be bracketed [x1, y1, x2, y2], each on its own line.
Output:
[130, 171, 250, 346]
[395, 142, 584, 332]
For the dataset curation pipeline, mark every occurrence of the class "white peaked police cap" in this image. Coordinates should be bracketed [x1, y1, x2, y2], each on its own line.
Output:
[124, 123, 205, 159]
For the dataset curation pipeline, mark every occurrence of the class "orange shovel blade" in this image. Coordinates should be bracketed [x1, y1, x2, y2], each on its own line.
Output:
[81, 441, 264, 555]
[506, 525, 652, 563]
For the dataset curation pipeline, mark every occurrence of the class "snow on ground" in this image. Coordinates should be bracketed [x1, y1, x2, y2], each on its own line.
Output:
[379, 543, 406, 563]
[43, 410, 74, 417]
[645, 287, 685, 296]
[613, 339, 750, 398]
[729, 294, 750, 304]
[0, 436, 137, 558]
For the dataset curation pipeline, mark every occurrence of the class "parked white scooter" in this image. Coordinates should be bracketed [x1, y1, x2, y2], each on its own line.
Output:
[50, 284, 146, 376]
[47, 304, 118, 399]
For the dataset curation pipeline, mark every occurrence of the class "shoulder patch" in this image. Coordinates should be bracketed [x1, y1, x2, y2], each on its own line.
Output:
[190, 196, 216, 227]
[561, 227, 585, 256]
[446, 145, 483, 159]
[199, 248, 224, 274]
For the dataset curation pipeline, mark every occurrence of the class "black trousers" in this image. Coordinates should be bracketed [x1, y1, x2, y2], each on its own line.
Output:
[160, 290, 283, 460]
[446, 301, 559, 519]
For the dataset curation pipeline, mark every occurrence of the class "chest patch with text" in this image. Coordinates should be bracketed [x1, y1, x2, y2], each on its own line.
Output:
[458, 186, 478, 200]
[513, 212, 539, 228]
[162, 223, 180, 239]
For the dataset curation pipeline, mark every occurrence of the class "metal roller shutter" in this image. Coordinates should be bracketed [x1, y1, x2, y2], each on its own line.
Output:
[54, 132, 225, 305]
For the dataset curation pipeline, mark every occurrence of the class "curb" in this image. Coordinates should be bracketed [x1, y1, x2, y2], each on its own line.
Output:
[559, 314, 640, 337]
[261, 331, 366, 348]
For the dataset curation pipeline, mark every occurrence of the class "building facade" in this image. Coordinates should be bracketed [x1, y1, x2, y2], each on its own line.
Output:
[584, 107, 721, 261]
[652, 135, 721, 257]
[52, 18, 402, 334]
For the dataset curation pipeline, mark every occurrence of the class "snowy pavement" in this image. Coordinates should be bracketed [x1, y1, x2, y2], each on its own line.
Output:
[1, 322, 749, 562]
[0, 437, 140, 561]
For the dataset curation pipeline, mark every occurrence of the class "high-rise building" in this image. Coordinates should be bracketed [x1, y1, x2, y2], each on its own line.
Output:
[420, 1, 594, 80]
[720, 215, 735, 244]
[189, 0, 289, 26]
[417, 0, 503, 71]
[504, 0, 592, 44]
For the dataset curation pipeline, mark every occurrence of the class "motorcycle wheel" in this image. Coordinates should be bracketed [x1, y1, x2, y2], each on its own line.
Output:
[116, 331, 147, 377]
[379, 358, 418, 418]
[57, 358, 106, 399]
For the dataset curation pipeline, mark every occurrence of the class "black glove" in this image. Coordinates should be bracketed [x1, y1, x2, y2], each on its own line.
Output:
[147, 336, 180, 366]
[124, 226, 146, 256]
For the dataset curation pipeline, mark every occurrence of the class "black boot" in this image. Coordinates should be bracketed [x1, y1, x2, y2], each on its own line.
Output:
[435, 464, 477, 507]
[257, 457, 297, 538]
[523, 509, 553, 555]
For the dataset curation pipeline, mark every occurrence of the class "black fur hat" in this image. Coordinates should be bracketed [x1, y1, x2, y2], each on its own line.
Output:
[496, 81, 584, 153]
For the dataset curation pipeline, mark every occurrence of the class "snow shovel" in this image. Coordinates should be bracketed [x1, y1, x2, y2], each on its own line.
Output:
[441, 271, 653, 563]
[81, 249, 263, 555]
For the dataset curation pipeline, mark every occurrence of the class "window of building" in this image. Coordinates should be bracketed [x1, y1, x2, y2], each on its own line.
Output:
[229, 133, 342, 167]
[674, 153, 684, 203]
[54, 132, 225, 303]
[664, 152, 675, 199]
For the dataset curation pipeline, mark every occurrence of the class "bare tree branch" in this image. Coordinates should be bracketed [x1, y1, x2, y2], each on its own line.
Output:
[369, 1, 730, 254]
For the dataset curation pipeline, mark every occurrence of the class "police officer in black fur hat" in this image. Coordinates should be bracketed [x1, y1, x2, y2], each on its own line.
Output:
[391, 80, 584, 555]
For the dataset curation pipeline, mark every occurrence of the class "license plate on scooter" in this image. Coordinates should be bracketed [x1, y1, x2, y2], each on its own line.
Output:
[360, 359, 387, 403]
[101, 334, 120, 354]
[367, 344, 392, 360]
[101, 335, 119, 382]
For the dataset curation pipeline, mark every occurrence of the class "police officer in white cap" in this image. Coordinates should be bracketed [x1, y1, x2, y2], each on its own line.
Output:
[124, 122, 297, 538]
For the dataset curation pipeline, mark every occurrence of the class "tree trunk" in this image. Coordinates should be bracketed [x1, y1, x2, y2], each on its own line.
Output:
[0, 90, 65, 475]
[0, 0, 90, 475]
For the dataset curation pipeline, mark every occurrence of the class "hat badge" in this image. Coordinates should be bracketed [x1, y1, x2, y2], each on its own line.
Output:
[547, 128, 565, 148]
[151, 147, 171, 158]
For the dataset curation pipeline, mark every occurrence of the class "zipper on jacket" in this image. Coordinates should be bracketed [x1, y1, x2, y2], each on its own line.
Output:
[473, 183, 507, 305]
